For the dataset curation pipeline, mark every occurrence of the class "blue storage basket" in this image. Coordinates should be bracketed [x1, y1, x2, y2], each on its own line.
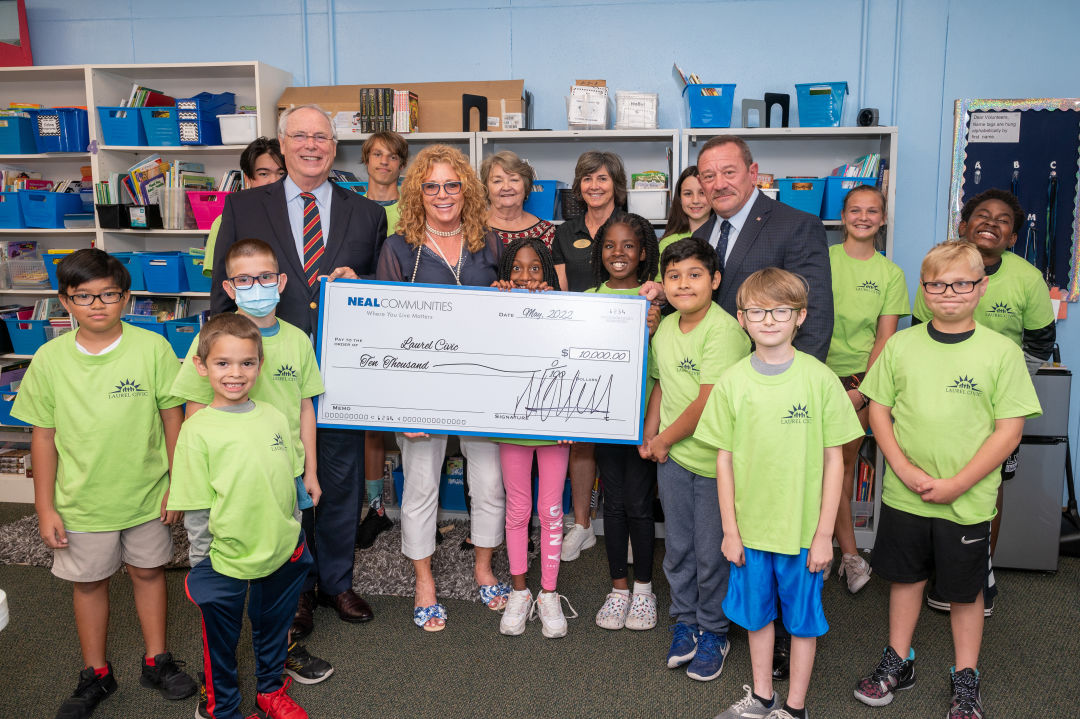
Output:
[522, 180, 566, 221]
[0, 192, 23, 228]
[795, 82, 848, 127]
[439, 472, 468, 512]
[111, 252, 146, 291]
[182, 253, 211, 293]
[140, 107, 181, 146]
[123, 314, 167, 336]
[176, 92, 236, 145]
[141, 252, 188, 293]
[821, 176, 877, 221]
[683, 83, 736, 128]
[0, 113, 37, 153]
[392, 469, 405, 505]
[777, 178, 826, 215]
[0, 384, 28, 427]
[97, 106, 146, 146]
[18, 190, 84, 229]
[43, 253, 75, 290]
[3, 319, 48, 355]
[26, 108, 89, 153]
[165, 316, 201, 358]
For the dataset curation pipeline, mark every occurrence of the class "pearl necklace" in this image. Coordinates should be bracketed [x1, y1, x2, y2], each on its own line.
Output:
[425, 222, 463, 237]
[410, 231, 464, 285]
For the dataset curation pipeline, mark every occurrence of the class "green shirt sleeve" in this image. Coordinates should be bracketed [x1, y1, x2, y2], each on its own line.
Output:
[821, 370, 866, 446]
[298, 340, 325, 399]
[10, 350, 54, 427]
[990, 343, 1042, 420]
[167, 425, 213, 511]
[882, 262, 911, 317]
[169, 331, 214, 404]
[1022, 274, 1056, 330]
[860, 336, 897, 407]
[695, 373, 735, 452]
[700, 314, 751, 384]
[153, 336, 185, 409]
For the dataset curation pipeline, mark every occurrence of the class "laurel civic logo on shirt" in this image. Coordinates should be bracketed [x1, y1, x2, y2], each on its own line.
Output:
[677, 357, 700, 375]
[985, 301, 1014, 318]
[946, 375, 982, 396]
[108, 378, 148, 399]
[270, 433, 287, 451]
[273, 364, 298, 381]
[781, 403, 812, 424]
[856, 280, 880, 294]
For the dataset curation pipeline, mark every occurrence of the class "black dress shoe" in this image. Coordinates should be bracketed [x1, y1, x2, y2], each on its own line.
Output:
[318, 588, 374, 623]
[291, 590, 316, 641]
[355, 510, 393, 549]
[772, 641, 791, 681]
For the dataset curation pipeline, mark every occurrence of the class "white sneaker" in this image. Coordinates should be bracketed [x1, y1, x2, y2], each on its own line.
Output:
[595, 591, 630, 630]
[625, 590, 657, 631]
[838, 552, 872, 594]
[499, 589, 532, 636]
[531, 591, 577, 638]
[560, 523, 596, 561]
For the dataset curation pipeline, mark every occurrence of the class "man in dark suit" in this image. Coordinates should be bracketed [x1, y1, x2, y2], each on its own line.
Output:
[692, 135, 833, 362]
[212, 104, 387, 636]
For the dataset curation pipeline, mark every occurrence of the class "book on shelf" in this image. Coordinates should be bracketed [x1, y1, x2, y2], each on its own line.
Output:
[32, 298, 67, 321]
[122, 85, 173, 108]
[126, 296, 188, 322]
[393, 90, 419, 133]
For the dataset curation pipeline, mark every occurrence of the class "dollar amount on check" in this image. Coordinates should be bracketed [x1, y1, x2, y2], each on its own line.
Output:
[315, 279, 649, 443]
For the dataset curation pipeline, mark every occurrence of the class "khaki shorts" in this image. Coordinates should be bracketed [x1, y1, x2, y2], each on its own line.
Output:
[51, 518, 173, 583]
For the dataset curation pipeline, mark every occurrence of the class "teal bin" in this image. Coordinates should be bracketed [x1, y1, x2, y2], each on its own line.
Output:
[111, 252, 146, 291]
[140, 107, 181, 146]
[440, 472, 467, 512]
[522, 180, 566, 221]
[97, 106, 146, 146]
[777, 178, 826, 215]
[821, 176, 877, 220]
[141, 252, 188, 293]
[683, 83, 736, 128]
[0, 384, 29, 427]
[183, 253, 211, 293]
[3, 319, 48, 355]
[19, 190, 84, 228]
[0, 192, 23, 228]
[0, 113, 37, 153]
[165, 316, 201, 358]
[795, 82, 848, 127]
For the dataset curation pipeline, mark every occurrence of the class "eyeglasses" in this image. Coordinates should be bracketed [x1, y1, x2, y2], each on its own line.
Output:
[421, 181, 463, 196]
[66, 291, 124, 306]
[285, 132, 334, 145]
[922, 280, 979, 295]
[741, 307, 795, 322]
[229, 272, 281, 289]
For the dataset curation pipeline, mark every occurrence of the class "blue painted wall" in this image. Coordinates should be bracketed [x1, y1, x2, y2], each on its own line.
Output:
[24, 0, 1080, 485]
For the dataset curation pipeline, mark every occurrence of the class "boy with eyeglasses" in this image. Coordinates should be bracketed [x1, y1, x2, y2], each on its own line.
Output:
[12, 248, 198, 719]
[853, 241, 1040, 719]
[171, 239, 333, 701]
[698, 267, 863, 719]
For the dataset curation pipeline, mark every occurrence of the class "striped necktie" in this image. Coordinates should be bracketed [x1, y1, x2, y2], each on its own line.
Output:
[301, 192, 324, 287]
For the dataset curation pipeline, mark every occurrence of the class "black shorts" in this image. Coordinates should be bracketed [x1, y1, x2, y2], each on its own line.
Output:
[871, 504, 991, 603]
[1001, 444, 1020, 481]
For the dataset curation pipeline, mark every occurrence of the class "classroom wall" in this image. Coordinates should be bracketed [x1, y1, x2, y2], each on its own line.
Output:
[24, 0, 1080, 485]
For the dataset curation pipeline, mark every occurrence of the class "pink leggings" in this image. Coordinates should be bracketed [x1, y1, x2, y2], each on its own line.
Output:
[499, 442, 570, 591]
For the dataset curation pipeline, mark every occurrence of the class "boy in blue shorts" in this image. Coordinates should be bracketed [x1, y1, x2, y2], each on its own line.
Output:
[699, 267, 863, 719]
[640, 237, 750, 681]
[171, 238, 332, 692]
[854, 240, 1041, 718]
[13, 249, 197, 719]
[169, 313, 314, 719]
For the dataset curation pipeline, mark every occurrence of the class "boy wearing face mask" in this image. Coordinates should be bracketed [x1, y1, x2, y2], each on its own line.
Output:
[171, 238, 334, 692]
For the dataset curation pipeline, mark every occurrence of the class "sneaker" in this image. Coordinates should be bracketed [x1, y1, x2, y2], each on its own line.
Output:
[686, 630, 730, 681]
[838, 553, 872, 594]
[499, 588, 532, 636]
[714, 684, 776, 718]
[765, 709, 802, 719]
[256, 677, 307, 719]
[560, 523, 596, 561]
[625, 591, 657, 631]
[947, 667, 985, 719]
[285, 642, 334, 684]
[531, 591, 577, 638]
[595, 591, 630, 630]
[56, 665, 117, 719]
[139, 651, 197, 700]
[983, 594, 994, 618]
[666, 623, 698, 668]
[854, 645, 916, 706]
[355, 509, 393, 549]
[196, 672, 209, 719]
[822, 556, 834, 581]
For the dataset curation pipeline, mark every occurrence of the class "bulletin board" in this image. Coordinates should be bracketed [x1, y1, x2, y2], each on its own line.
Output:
[948, 98, 1080, 301]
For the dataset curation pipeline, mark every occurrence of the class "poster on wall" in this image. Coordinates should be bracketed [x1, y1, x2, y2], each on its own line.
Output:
[949, 98, 1080, 301]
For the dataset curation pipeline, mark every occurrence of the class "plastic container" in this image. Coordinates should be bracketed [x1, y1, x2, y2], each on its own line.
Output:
[140, 252, 188, 293]
[0, 192, 23, 228]
[63, 213, 94, 229]
[795, 82, 848, 128]
[439, 472, 468, 512]
[683, 83, 736, 128]
[0, 112, 36, 153]
[164, 316, 201, 358]
[392, 469, 405, 505]
[111, 252, 145, 291]
[18, 190, 84, 228]
[176, 92, 236, 145]
[96, 106, 146, 146]
[95, 204, 129, 229]
[26, 108, 89, 153]
[127, 204, 163, 230]
[821, 176, 877, 220]
[187, 190, 229, 230]
[522, 180, 566, 221]
[7, 258, 50, 288]
[0, 385, 28, 427]
[123, 314, 166, 336]
[777, 178, 826, 215]
[218, 113, 257, 145]
[3, 318, 49, 354]
[43, 250, 76, 290]
[79, 187, 94, 212]
[627, 188, 669, 220]
[140, 107, 181, 146]
[183, 253, 211, 293]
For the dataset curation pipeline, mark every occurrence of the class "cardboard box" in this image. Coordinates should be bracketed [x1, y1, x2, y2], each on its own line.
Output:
[278, 80, 528, 134]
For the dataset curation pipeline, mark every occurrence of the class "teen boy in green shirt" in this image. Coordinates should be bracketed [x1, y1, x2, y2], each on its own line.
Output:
[13, 249, 197, 719]
[854, 241, 1040, 719]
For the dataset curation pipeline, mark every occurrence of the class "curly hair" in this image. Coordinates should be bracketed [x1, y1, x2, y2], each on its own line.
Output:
[590, 212, 659, 288]
[397, 144, 489, 253]
[960, 188, 1024, 235]
[499, 236, 560, 290]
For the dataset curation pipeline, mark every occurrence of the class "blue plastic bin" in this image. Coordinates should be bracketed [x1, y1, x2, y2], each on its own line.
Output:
[176, 92, 236, 145]
[392, 469, 405, 505]
[43, 252, 77, 290]
[26, 108, 89, 152]
[111, 252, 146, 291]
[0, 113, 37, 153]
[0, 192, 23, 228]
[183, 253, 211, 293]
[795, 82, 848, 127]
[97, 106, 146, 146]
[164, 316, 201, 358]
[79, 187, 94, 212]
[18, 190, 85, 228]
[523, 180, 566, 221]
[0, 384, 29, 427]
[440, 472, 467, 512]
[683, 83, 736, 128]
[3, 319, 49, 355]
[821, 176, 878, 221]
[141, 252, 188, 293]
[122, 315, 167, 336]
[777, 178, 826, 215]
[140, 107, 181, 146]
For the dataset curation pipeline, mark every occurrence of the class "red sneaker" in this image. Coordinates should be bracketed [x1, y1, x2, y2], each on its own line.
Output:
[255, 677, 308, 719]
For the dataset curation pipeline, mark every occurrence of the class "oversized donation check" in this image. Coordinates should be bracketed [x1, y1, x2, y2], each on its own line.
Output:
[315, 279, 649, 443]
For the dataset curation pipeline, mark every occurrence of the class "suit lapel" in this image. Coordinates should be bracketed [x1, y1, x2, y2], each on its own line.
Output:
[720, 193, 772, 304]
[321, 183, 353, 275]
[264, 182, 306, 287]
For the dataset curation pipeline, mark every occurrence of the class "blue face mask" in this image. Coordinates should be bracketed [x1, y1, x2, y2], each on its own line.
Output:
[234, 282, 280, 317]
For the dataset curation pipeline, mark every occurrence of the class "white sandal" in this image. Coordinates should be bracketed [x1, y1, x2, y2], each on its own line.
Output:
[595, 591, 631, 630]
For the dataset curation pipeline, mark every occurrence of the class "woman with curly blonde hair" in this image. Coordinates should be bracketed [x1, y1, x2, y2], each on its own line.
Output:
[376, 144, 508, 631]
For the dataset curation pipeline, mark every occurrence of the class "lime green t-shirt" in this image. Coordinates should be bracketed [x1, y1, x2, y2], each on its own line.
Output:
[826, 244, 910, 376]
[167, 402, 301, 579]
[12, 325, 183, 532]
[171, 318, 324, 476]
[202, 214, 223, 277]
[696, 352, 864, 554]
[656, 231, 693, 281]
[861, 324, 1041, 524]
[648, 303, 751, 477]
[913, 251, 1055, 347]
